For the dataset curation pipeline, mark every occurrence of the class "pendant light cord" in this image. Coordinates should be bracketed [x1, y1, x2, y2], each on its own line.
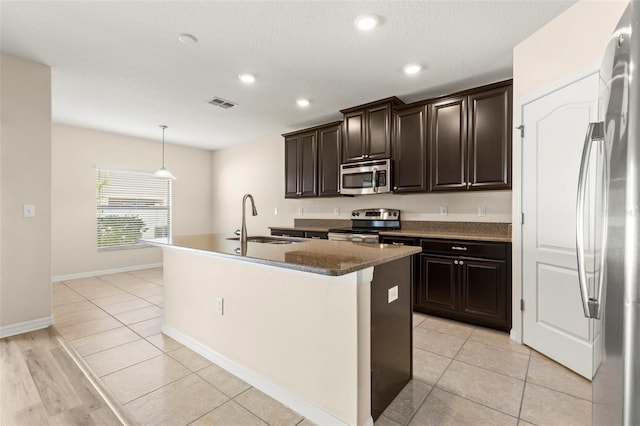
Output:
[160, 125, 167, 168]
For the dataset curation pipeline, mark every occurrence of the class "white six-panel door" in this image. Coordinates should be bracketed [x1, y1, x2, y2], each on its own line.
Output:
[521, 72, 601, 379]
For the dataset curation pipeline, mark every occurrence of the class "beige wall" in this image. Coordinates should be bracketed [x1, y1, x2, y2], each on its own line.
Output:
[0, 54, 52, 333]
[513, 0, 628, 102]
[52, 124, 213, 278]
[211, 134, 512, 235]
[510, 0, 628, 342]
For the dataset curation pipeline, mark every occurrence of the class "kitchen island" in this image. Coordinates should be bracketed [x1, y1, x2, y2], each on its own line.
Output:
[145, 234, 420, 426]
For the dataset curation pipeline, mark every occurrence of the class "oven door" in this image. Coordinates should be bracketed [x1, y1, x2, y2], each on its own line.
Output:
[340, 159, 390, 195]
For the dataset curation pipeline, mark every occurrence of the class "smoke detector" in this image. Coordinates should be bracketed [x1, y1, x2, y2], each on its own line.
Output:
[207, 97, 237, 109]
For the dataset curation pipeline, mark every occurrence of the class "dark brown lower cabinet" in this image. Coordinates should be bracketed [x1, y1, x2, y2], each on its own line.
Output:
[417, 239, 511, 331]
[380, 236, 511, 332]
[418, 255, 459, 314]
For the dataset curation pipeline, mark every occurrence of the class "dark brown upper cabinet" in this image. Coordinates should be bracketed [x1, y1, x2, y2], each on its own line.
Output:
[393, 104, 428, 192]
[283, 121, 342, 199]
[317, 123, 342, 197]
[429, 82, 512, 191]
[284, 131, 317, 198]
[467, 85, 512, 189]
[341, 97, 404, 163]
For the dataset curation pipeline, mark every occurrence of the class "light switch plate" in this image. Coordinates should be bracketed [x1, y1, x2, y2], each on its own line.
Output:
[440, 206, 448, 216]
[216, 297, 224, 315]
[23, 204, 36, 218]
[388, 285, 398, 303]
[478, 206, 487, 217]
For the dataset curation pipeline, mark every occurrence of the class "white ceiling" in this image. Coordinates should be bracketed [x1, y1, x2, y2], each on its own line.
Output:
[1, 1, 574, 151]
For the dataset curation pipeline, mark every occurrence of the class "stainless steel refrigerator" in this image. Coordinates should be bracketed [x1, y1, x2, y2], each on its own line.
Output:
[576, 2, 640, 425]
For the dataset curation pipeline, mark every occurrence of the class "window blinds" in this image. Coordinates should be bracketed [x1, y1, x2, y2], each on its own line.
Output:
[96, 168, 171, 250]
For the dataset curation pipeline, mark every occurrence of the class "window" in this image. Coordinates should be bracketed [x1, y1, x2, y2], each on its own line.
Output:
[96, 167, 171, 250]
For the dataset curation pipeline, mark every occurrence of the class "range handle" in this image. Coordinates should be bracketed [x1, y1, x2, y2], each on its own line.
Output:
[576, 121, 606, 319]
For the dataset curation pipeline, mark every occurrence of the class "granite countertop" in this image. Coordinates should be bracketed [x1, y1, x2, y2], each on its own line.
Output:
[144, 233, 421, 277]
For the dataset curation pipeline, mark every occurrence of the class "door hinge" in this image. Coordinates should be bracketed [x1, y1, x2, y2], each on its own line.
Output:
[516, 124, 524, 138]
[520, 299, 525, 311]
[521, 213, 525, 225]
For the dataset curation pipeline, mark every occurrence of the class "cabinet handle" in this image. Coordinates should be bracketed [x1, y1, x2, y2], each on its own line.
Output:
[281, 234, 290, 237]
[454, 260, 459, 265]
[392, 242, 405, 246]
[311, 236, 321, 239]
[451, 246, 467, 251]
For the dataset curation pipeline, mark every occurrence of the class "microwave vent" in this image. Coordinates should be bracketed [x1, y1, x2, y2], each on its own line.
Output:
[207, 97, 237, 109]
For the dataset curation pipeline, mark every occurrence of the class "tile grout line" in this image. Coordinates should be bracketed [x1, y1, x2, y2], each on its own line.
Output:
[414, 322, 528, 422]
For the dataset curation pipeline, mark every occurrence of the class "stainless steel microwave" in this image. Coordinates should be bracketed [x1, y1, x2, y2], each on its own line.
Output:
[340, 159, 391, 195]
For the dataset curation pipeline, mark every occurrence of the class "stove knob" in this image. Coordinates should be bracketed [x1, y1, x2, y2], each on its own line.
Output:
[393, 212, 398, 216]
[352, 212, 357, 216]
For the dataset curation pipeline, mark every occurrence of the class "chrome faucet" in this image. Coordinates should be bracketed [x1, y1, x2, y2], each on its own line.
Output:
[240, 193, 258, 246]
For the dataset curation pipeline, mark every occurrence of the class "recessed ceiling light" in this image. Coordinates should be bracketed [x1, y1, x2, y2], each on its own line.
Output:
[296, 99, 310, 107]
[178, 33, 198, 45]
[403, 63, 423, 75]
[354, 14, 379, 31]
[238, 73, 256, 84]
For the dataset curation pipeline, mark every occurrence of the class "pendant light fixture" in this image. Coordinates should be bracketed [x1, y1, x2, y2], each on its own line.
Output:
[154, 125, 176, 180]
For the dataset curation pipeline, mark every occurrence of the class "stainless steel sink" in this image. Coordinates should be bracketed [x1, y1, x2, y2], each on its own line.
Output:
[226, 236, 303, 244]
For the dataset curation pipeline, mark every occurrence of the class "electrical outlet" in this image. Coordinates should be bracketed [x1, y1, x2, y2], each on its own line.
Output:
[440, 206, 448, 216]
[298, 207, 304, 216]
[333, 207, 340, 216]
[478, 206, 487, 217]
[23, 204, 36, 218]
[131, 253, 138, 260]
[216, 297, 224, 315]
[388, 285, 399, 303]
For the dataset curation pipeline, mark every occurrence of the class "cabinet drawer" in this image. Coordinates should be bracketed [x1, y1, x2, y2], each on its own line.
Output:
[270, 229, 305, 238]
[305, 231, 328, 239]
[420, 238, 506, 260]
[380, 236, 419, 246]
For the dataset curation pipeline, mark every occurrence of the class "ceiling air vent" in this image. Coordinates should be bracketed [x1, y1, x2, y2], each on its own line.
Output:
[207, 97, 237, 109]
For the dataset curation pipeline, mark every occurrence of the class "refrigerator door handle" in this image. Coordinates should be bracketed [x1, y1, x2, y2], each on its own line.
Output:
[576, 121, 605, 319]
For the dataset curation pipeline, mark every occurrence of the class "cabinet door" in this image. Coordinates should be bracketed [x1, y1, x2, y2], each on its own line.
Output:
[299, 131, 317, 197]
[284, 135, 300, 198]
[460, 258, 508, 328]
[468, 85, 512, 189]
[318, 124, 341, 197]
[342, 111, 366, 162]
[429, 96, 468, 191]
[393, 105, 427, 192]
[367, 104, 392, 160]
[417, 254, 458, 313]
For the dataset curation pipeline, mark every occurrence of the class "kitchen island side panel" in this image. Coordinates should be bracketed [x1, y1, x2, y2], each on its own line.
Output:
[161, 248, 372, 426]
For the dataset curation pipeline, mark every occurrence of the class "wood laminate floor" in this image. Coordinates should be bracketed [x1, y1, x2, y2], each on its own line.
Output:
[0, 326, 124, 425]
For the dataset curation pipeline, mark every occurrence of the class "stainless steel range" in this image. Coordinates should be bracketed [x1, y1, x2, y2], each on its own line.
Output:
[327, 208, 400, 243]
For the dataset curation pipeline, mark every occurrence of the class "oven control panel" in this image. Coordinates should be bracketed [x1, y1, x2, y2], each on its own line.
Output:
[351, 208, 400, 220]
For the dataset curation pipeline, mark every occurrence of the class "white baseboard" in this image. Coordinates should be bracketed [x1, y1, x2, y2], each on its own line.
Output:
[162, 324, 364, 426]
[52, 263, 163, 283]
[0, 316, 53, 339]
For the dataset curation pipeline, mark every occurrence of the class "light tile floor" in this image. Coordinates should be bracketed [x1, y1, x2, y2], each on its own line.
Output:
[52, 268, 592, 426]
